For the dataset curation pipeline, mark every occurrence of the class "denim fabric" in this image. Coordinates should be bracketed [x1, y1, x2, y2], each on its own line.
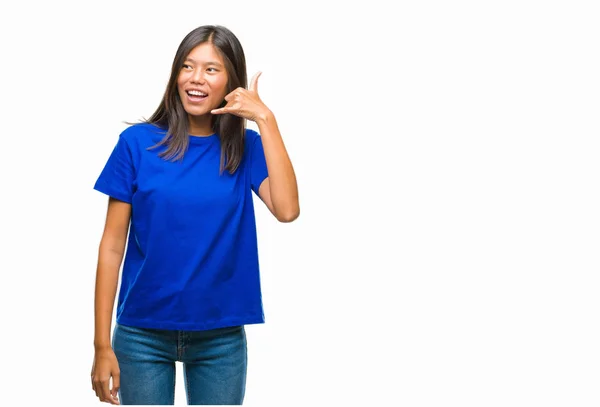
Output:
[112, 323, 247, 405]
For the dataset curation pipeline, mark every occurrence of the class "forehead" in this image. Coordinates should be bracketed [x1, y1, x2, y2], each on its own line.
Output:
[185, 42, 225, 65]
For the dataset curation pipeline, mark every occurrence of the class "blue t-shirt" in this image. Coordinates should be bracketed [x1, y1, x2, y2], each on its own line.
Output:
[94, 123, 269, 331]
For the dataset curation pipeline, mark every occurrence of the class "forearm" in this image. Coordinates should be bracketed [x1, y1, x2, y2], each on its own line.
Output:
[256, 111, 299, 221]
[94, 245, 123, 350]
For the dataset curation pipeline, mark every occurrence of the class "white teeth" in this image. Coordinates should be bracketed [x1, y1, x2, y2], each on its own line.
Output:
[188, 90, 207, 96]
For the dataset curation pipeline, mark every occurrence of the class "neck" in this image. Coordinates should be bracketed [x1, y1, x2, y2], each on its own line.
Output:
[188, 114, 213, 136]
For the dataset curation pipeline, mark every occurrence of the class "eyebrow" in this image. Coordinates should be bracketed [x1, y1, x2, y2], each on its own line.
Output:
[184, 57, 223, 68]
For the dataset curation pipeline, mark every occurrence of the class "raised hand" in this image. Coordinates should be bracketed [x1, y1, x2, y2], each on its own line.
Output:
[211, 71, 271, 122]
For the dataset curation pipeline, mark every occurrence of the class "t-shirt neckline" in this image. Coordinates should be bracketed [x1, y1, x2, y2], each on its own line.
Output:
[188, 133, 218, 145]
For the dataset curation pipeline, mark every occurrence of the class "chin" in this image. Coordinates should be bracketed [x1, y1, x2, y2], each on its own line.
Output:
[183, 105, 210, 116]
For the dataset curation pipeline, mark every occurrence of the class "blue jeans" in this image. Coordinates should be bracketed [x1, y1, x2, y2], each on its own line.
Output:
[112, 323, 247, 405]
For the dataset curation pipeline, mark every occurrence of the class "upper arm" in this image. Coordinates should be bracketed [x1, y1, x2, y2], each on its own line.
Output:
[100, 197, 131, 254]
[257, 177, 276, 216]
[248, 131, 274, 215]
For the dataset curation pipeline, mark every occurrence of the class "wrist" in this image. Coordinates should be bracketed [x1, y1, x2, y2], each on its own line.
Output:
[255, 109, 274, 125]
[94, 341, 112, 351]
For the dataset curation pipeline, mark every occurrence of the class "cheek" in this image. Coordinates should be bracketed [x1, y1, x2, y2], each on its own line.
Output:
[176, 73, 188, 92]
[213, 77, 229, 97]
[176, 82, 184, 96]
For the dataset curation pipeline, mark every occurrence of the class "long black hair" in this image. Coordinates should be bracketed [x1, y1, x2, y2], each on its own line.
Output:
[145, 25, 247, 174]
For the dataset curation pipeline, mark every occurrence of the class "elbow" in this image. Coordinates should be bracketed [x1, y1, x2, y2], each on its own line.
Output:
[276, 207, 300, 223]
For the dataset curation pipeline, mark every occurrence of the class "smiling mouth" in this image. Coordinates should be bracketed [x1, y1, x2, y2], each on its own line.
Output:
[186, 90, 208, 102]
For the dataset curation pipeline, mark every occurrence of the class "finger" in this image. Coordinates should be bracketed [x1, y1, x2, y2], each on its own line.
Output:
[110, 392, 121, 405]
[211, 107, 231, 115]
[92, 375, 100, 396]
[249, 71, 262, 93]
[111, 373, 120, 399]
[93, 383, 105, 403]
[110, 393, 120, 405]
[101, 379, 114, 404]
[225, 88, 244, 102]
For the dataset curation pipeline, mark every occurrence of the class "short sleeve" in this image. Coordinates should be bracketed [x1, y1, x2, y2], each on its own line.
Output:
[93, 134, 136, 203]
[249, 133, 269, 195]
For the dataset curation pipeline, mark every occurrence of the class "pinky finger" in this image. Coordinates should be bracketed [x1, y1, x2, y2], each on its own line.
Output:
[211, 107, 230, 115]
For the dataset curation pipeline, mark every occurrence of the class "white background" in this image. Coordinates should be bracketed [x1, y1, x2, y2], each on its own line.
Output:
[0, 1, 598, 406]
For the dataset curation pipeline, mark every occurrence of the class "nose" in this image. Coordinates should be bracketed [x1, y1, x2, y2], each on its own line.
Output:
[191, 69, 206, 84]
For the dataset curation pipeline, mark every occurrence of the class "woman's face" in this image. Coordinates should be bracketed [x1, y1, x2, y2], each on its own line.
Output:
[177, 42, 229, 118]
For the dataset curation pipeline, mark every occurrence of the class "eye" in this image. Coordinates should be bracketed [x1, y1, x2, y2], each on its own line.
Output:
[207, 67, 218, 73]
[182, 64, 193, 70]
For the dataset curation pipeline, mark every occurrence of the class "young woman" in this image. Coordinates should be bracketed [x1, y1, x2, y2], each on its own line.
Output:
[90, 24, 299, 405]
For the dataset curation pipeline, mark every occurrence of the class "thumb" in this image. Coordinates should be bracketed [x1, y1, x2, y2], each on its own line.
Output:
[111, 373, 120, 397]
[249, 71, 262, 93]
